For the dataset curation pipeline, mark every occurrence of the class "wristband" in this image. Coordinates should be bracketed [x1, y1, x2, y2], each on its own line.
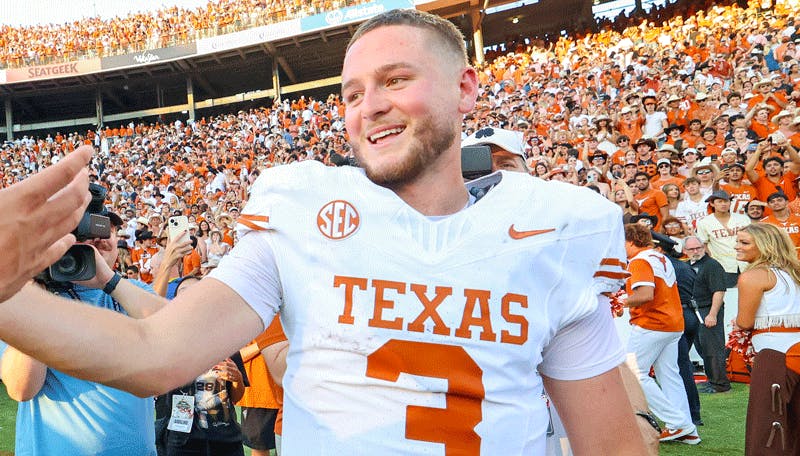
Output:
[102, 272, 122, 295]
[635, 410, 662, 434]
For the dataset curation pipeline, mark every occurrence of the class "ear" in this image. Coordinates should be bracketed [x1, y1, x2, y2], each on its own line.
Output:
[457, 66, 479, 115]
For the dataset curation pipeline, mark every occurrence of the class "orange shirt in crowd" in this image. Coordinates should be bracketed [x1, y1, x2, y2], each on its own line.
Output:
[626, 248, 684, 332]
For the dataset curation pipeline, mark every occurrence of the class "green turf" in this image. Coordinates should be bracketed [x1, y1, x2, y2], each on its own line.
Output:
[660, 382, 748, 456]
[0, 386, 15, 455]
[0, 382, 748, 455]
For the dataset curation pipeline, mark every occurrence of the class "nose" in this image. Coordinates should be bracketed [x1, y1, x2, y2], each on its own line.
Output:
[359, 85, 391, 121]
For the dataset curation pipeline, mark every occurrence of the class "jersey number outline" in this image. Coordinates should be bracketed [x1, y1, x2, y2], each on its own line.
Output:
[366, 339, 484, 455]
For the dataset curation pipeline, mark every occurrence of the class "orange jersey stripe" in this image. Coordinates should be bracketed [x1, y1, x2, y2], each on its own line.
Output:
[237, 218, 268, 231]
[239, 214, 270, 223]
[600, 258, 627, 267]
[594, 271, 631, 279]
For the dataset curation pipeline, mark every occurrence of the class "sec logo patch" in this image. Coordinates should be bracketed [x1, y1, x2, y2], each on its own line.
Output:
[317, 200, 360, 240]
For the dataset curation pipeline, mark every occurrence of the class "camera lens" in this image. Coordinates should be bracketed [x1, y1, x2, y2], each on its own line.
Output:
[54, 252, 79, 276]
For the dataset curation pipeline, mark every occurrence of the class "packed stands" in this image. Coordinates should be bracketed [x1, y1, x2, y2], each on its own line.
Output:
[0, 0, 370, 68]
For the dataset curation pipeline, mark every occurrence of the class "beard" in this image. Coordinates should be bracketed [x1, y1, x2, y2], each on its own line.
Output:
[351, 113, 456, 189]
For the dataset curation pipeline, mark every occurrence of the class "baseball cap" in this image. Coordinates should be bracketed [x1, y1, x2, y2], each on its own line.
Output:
[705, 190, 731, 202]
[657, 158, 672, 167]
[683, 148, 699, 157]
[462, 127, 526, 160]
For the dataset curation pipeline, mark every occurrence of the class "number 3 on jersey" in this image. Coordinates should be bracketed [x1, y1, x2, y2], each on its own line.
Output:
[366, 339, 484, 455]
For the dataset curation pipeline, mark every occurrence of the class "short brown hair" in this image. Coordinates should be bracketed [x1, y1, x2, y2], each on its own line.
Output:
[625, 223, 653, 248]
[347, 9, 469, 66]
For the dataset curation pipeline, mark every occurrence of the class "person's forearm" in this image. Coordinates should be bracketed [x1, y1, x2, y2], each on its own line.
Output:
[785, 142, 800, 166]
[229, 379, 245, 404]
[710, 290, 725, 318]
[1, 346, 47, 402]
[0, 280, 264, 397]
[111, 278, 167, 318]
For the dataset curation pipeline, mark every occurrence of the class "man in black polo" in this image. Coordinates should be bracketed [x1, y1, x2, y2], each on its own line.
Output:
[683, 235, 731, 394]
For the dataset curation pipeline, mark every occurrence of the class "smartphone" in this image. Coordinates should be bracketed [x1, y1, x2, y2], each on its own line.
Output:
[167, 216, 189, 240]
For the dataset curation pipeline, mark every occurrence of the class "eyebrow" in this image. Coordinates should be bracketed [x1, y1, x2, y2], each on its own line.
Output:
[342, 62, 417, 95]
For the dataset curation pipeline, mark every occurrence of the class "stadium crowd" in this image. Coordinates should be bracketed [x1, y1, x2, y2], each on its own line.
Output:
[0, 0, 371, 68]
[2, 0, 800, 453]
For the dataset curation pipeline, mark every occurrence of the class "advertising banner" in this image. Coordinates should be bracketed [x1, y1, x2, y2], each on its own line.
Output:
[5, 59, 102, 83]
[101, 43, 197, 70]
[196, 20, 302, 55]
[300, 0, 414, 32]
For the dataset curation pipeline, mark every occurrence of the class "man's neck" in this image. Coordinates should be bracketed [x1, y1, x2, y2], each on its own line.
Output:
[689, 193, 703, 202]
[773, 208, 790, 221]
[714, 211, 731, 222]
[391, 161, 470, 217]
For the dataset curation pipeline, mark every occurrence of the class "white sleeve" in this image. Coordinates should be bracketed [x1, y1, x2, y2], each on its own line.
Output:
[538, 295, 625, 381]
[207, 230, 281, 329]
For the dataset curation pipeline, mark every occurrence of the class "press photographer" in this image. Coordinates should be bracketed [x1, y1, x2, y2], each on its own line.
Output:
[0, 183, 175, 455]
[37, 183, 114, 287]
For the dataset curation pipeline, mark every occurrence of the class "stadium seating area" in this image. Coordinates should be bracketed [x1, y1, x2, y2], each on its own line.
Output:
[0, 0, 799, 242]
[0, 0, 370, 68]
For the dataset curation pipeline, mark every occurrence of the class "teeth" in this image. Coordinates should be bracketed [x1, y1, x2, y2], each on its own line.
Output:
[369, 128, 404, 142]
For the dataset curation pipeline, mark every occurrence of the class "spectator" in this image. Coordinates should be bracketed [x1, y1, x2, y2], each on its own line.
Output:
[683, 236, 731, 394]
[761, 191, 800, 256]
[1, 209, 161, 455]
[696, 190, 751, 288]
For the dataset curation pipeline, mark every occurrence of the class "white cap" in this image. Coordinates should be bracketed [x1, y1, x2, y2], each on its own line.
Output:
[462, 127, 526, 160]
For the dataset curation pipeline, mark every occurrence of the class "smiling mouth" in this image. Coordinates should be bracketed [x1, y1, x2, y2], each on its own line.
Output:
[368, 127, 405, 144]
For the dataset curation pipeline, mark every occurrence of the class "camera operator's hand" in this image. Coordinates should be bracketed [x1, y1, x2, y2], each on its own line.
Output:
[72, 244, 116, 291]
[0, 145, 92, 302]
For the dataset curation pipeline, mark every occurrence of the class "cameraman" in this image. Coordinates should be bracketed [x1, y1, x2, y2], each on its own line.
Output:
[0, 145, 91, 302]
[0, 209, 163, 455]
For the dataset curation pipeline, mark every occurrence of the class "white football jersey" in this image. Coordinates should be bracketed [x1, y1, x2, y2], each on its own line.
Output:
[211, 162, 628, 455]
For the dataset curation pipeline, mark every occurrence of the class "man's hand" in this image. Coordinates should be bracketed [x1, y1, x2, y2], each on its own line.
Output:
[0, 146, 92, 302]
[704, 313, 717, 328]
[164, 232, 193, 269]
[73, 244, 116, 290]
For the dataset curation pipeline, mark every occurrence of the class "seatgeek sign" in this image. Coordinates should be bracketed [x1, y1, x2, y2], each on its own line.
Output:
[300, 0, 414, 32]
[4, 59, 101, 83]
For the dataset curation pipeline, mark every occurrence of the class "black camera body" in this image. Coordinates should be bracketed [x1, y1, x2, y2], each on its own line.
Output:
[461, 145, 493, 180]
[38, 184, 111, 287]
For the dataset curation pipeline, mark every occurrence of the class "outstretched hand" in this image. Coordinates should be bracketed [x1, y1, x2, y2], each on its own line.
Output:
[0, 146, 92, 302]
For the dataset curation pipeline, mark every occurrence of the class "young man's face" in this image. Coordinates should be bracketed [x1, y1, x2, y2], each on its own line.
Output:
[634, 175, 650, 191]
[768, 196, 788, 212]
[710, 198, 730, 213]
[341, 25, 475, 188]
[491, 150, 526, 173]
[746, 204, 764, 220]
[765, 160, 782, 176]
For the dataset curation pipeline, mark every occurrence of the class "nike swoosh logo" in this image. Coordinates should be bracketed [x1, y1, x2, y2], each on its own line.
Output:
[508, 225, 556, 240]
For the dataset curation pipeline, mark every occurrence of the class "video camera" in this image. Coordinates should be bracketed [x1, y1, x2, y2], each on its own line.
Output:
[37, 183, 111, 287]
[461, 145, 492, 180]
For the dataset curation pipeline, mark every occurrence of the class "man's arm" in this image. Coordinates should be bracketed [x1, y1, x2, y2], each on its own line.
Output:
[262, 341, 289, 386]
[744, 142, 764, 183]
[704, 290, 725, 328]
[0, 146, 91, 302]
[1, 347, 46, 402]
[543, 368, 647, 455]
[0, 277, 265, 397]
[151, 233, 193, 297]
[626, 285, 654, 307]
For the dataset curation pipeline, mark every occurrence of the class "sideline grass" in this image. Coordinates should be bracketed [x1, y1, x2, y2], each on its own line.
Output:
[660, 382, 747, 456]
[0, 381, 748, 455]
